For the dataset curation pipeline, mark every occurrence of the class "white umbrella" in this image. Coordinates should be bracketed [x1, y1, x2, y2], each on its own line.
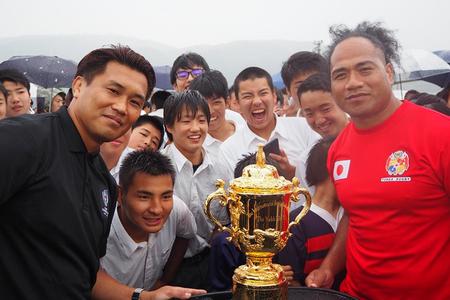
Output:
[394, 49, 450, 87]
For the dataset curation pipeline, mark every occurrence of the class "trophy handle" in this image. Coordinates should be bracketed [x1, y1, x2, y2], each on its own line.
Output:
[204, 179, 232, 234]
[287, 177, 312, 231]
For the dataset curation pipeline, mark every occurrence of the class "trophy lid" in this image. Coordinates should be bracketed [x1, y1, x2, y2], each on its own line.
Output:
[230, 144, 294, 195]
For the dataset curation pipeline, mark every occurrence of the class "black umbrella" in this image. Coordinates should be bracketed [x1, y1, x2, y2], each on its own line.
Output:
[154, 65, 172, 90]
[0, 55, 77, 88]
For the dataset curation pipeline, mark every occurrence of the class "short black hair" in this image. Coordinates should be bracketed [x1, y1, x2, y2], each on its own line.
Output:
[326, 21, 401, 68]
[297, 73, 331, 106]
[143, 100, 151, 109]
[424, 102, 450, 116]
[170, 52, 210, 85]
[234, 151, 287, 179]
[151, 90, 172, 110]
[436, 86, 450, 104]
[233, 67, 274, 99]
[189, 70, 229, 100]
[404, 89, 420, 100]
[119, 149, 176, 194]
[409, 92, 447, 106]
[0, 83, 8, 101]
[132, 115, 165, 149]
[305, 137, 335, 187]
[0, 69, 31, 93]
[163, 90, 211, 141]
[281, 51, 328, 89]
[76, 45, 156, 100]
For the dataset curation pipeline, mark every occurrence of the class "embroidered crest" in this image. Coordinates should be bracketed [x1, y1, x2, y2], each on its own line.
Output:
[385, 150, 409, 176]
[381, 150, 411, 182]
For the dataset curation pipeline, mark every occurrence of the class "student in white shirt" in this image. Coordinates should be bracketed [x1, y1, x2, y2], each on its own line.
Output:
[220, 66, 320, 181]
[189, 70, 239, 156]
[293, 73, 349, 210]
[93, 150, 204, 300]
[161, 90, 230, 290]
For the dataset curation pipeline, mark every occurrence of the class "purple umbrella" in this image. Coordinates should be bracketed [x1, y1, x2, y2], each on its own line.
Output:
[0, 55, 77, 88]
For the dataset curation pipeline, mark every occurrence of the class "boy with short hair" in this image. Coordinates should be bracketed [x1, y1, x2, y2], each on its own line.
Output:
[0, 69, 32, 117]
[280, 51, 328, 117]
[189, 70, 240, 155]
[161, 90, 231, 290]
[128, 115, 165, 151]
[94, 150, 198, 299]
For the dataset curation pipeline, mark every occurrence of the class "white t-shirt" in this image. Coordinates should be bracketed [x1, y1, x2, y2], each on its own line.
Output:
[100, 196, 196, 289]
[161, 143, 231, 257]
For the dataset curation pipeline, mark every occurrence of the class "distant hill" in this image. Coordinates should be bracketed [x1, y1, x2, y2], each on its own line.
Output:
[0, 35, 314, 83]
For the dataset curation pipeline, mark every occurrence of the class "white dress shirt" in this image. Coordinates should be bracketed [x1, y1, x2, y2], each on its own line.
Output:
[308, 203, 344, 232]
[109, 147, 135, 184]
[100, 196, 196, 289]
[161, 143, 231, 257]
[219, 116, 320, 178]
[203, 118, 242, 158]
[225, 109, 245, 130]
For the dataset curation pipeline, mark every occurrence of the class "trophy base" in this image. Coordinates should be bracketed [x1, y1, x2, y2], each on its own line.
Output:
[232, 281, 288, 300]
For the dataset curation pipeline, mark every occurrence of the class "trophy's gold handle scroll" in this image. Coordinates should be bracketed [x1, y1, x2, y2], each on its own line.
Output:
[204, 179, 232, 234]
[287, 177, 312, 232]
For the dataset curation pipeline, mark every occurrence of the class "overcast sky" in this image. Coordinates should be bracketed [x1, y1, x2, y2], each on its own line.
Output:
[0, 0, 448, 50]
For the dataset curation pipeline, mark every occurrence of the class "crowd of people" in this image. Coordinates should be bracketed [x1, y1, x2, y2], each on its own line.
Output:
[0, 21, 449, 300]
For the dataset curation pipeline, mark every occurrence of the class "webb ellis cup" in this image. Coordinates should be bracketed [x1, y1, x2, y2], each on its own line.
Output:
[205, 145, 311, 299]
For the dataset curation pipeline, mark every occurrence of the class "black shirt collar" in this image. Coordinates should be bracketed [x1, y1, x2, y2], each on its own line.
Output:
[57, 106, 88, 153]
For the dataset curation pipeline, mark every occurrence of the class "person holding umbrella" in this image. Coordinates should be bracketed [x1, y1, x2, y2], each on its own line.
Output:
[0, 69, 32, 117]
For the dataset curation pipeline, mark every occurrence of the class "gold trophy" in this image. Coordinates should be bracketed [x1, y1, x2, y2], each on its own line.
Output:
[205, 144, 311, 300]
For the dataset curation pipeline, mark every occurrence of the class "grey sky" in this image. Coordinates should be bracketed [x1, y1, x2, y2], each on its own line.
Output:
[0, 0, 448, 51]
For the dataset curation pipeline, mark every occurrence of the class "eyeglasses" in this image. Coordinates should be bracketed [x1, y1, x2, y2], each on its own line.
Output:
[176, 68, 204, 80]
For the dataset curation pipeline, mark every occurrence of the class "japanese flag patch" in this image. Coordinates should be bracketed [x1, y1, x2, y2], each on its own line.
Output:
[333, 160, 351, 181]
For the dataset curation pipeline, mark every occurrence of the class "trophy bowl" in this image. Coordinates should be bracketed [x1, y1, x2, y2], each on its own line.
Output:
[205, 144, 311, 300]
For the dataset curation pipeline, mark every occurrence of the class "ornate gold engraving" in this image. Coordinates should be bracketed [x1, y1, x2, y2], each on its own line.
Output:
[204, 144, 312, 300]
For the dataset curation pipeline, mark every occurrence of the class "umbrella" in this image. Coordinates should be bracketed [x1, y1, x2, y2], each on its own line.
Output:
[433, 50, 450, 65]
[394, 49, 450, 88]
[0, 55, 77, 89]
[154, 65, 172, 90]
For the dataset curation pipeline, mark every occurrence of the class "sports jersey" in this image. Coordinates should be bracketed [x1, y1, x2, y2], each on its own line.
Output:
[328, 101, 450, 299]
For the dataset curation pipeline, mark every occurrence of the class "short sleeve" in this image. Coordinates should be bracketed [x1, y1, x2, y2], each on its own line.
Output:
[0, 119, 39, 205]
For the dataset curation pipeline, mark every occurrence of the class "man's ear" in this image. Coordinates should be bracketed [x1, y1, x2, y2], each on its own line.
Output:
[385, 63, 395, 85]
[72, 76, 84, 100]
[117, 186, 124, 208]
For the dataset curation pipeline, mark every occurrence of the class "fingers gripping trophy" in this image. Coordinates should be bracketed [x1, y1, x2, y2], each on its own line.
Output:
[205, 144, 311, 300]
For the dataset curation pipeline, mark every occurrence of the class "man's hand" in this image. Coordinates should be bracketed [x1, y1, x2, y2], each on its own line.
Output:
[142, 286, 207, 300]
[269, 149, 295, 179]
[305, 268, 334, 289]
